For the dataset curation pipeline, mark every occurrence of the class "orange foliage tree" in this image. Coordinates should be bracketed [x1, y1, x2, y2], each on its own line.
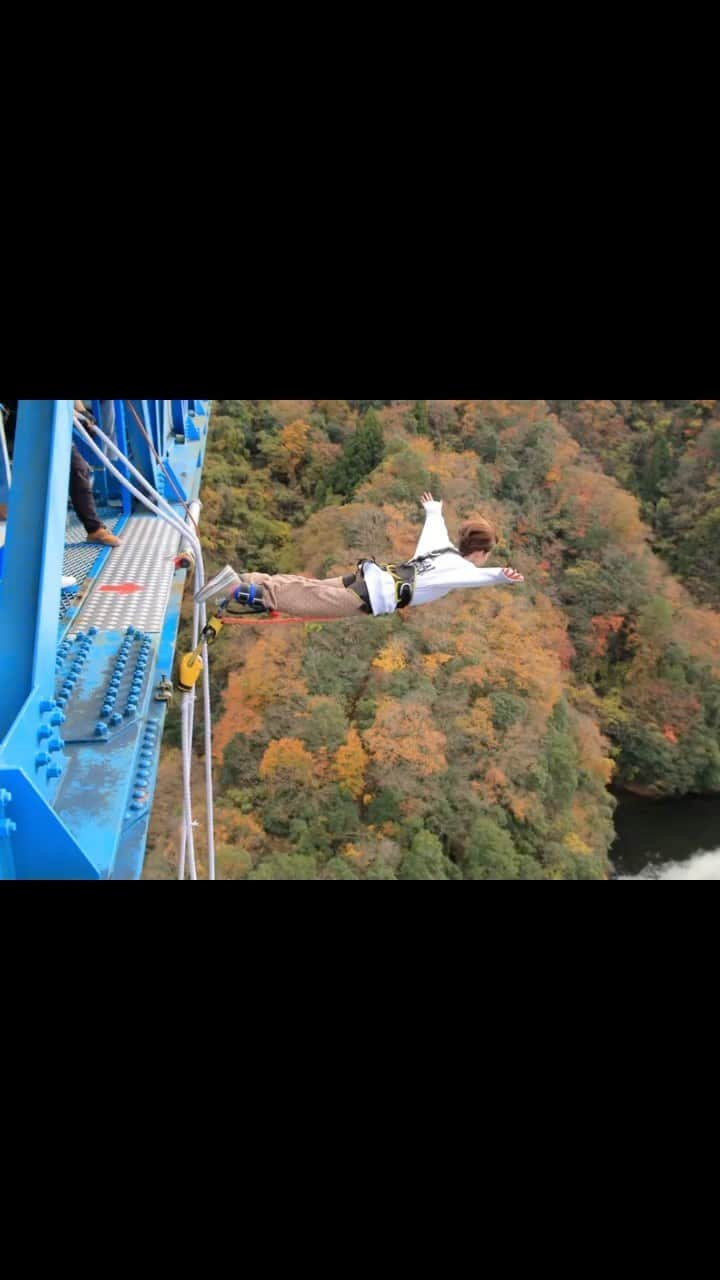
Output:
[259, 738, 316, 787]
[334, 727, 369, 798]
[363, 699, 448, 776]
[277, 418, 312, 478]
[213, 627, 308, 760]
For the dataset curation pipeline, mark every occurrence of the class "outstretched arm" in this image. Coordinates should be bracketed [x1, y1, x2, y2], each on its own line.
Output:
[413, 491, 453, 559]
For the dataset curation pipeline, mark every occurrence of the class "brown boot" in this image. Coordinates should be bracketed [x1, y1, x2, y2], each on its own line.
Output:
[0, 503, 7, 521]
[87, 526, 121, 547]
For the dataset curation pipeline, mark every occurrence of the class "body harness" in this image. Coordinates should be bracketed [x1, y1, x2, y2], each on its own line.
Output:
[345, 546, 465, 613]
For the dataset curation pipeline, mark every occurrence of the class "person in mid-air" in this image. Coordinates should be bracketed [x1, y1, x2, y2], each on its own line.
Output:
[197, 492, 524, 618]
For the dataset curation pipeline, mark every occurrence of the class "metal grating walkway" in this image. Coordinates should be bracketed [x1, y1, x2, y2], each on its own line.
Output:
[72, 515, 182, 633]
[60, 506, 124, 620]
[62, 506, 123, 582]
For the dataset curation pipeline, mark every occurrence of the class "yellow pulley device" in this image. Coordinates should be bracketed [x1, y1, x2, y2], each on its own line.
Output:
[177, 614, 224, 692]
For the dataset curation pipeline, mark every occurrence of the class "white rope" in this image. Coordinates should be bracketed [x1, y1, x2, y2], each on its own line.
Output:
[73, 415, 217, 880]
[180, 693, 197, 879]
[202, 659, 215, 881]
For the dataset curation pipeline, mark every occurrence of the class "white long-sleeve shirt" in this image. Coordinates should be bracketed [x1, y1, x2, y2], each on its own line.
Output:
[362, 500, 514, 615]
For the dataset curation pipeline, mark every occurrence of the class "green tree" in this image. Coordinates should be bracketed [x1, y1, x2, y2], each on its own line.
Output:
[544, 702, 580, 813]
[248, 854, 320, 880]
[322, 857, 361, 881]
[463, 816, 522, 880]
[398, 831, 459, 880]
[330, 410, 385, 498]
[301, 699, 348, 751]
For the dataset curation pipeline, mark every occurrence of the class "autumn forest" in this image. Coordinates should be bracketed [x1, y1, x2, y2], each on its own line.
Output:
[145, 400, 720, 881]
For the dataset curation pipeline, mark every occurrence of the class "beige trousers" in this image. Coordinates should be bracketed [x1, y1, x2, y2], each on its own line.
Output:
[239, 573, 366, 620]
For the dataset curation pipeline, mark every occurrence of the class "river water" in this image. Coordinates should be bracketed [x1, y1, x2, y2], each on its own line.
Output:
[610, 793, 720, 880]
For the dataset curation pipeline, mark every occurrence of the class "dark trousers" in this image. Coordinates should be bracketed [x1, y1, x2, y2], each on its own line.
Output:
[70, 444, 101, 533]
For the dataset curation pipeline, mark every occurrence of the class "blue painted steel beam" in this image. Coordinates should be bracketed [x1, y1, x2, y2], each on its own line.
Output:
[112, 400, 133, 517]
[0, 409, 11, 504]
[171, 401, 189, 435]
[0, 400, 100, 878]
[0, 401, 73, 733]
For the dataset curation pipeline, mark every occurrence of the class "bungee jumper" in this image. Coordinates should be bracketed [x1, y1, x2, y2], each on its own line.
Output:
[178, 493, 525, 690]
[198, 492, 524, 619]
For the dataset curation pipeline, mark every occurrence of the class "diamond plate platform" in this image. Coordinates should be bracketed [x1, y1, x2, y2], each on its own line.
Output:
[75, 516, 182, 633]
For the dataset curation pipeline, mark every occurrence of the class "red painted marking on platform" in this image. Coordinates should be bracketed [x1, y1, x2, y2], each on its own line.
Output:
[99, 582, 144, 594]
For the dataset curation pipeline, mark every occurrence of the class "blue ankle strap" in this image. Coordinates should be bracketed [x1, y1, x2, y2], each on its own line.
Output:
[232, 583, 257, 605]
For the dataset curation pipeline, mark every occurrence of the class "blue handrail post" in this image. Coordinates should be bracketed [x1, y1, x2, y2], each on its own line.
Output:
[0, 401, 73, 734]
[0, 400, 100, 879]
[113, 399, 132, 517]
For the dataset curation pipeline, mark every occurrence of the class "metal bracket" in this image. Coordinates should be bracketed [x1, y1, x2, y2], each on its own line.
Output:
[155, 677, 174, 702]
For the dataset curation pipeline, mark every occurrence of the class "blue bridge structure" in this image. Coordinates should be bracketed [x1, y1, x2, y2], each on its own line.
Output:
[0, 399, 210, 879]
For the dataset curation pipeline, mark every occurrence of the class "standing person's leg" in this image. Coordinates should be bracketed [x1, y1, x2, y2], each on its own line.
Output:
[70, 445, 121, 546]
[70, 445, 101, 532]
[238, 572, 367, 619]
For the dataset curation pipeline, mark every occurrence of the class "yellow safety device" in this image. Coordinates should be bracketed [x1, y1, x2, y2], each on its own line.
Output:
[177, 614, 225, 692]
[201, 615, 224, 646]
[178, 651, 204, 692]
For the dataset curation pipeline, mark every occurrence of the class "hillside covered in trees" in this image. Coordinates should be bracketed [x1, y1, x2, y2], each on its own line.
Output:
[548, 400, 720, 606]
[145, 400, 720, 881]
